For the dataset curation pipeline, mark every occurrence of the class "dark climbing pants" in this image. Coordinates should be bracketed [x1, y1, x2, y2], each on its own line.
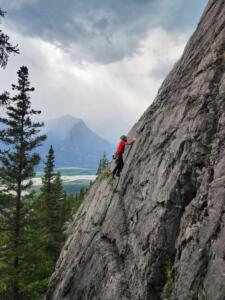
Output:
[113, 154, 124, 176]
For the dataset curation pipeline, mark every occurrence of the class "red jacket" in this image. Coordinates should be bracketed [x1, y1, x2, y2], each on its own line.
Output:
[116, 140, 127, 155]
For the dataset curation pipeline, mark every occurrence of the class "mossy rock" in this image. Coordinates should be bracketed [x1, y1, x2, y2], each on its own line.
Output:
[203, 149, 213, 167]
[161, 260, 174, 300]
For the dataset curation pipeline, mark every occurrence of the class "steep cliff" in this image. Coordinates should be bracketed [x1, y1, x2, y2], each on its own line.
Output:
[47, 1, 225, 299]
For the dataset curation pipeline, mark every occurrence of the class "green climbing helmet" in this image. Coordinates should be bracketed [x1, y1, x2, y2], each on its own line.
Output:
[120, 135, 127, 141]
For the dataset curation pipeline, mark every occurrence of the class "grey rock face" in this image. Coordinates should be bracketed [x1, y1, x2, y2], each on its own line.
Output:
[47, 1, 225, 299]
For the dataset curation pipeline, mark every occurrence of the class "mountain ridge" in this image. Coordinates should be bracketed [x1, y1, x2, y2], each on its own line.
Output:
[40, 115, 114, 168]
[44, 115, 82, 140]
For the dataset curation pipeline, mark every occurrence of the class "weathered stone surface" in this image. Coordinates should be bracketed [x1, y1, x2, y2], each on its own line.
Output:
[47, 1, 225, 299]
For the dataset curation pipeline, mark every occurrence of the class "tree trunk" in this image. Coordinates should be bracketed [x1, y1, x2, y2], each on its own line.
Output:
[13, 185, 21, 300]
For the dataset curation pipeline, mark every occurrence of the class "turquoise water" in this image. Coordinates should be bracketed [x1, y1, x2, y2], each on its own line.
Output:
[33, 167, 97, 194]
[35, 167, 96, 177]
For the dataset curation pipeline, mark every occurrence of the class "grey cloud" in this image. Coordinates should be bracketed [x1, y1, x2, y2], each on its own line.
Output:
[0, 0, 208, 63]
[149, 62, 175, 80]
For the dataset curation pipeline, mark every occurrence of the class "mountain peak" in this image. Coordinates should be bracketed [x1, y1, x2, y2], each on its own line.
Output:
[47, 114, 81, 127]
[40, 114, 114, 168]
[58, 114, 81, 123]
[45, 114, 81, 139]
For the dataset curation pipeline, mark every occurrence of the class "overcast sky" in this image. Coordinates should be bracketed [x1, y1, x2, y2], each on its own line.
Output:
[0, 0, 208, 143]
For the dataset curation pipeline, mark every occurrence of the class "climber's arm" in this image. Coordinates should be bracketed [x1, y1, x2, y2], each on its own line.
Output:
[126, 138, 136, 145]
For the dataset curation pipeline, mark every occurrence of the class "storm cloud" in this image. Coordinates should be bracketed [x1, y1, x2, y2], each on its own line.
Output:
[0, 0, 208, 143]
[0, 0, 207, 63]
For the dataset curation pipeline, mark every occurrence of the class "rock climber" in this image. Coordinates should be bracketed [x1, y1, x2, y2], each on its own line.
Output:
[112, 135, 135, 178]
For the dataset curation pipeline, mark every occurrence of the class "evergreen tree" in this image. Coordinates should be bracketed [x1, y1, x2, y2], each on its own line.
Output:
[102, 152, 109, 169]
[96, 152, 109, 175]
[0, 66, 46, 299]
[66, 187, 88, 220]
[50, 171, 66, 257]
[0, 9, 19, 68]
[41, 145, 56, 195]
[0, 91, 10, 106]
[53, 172, 64, 201]
[40, 147, 66, 261]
